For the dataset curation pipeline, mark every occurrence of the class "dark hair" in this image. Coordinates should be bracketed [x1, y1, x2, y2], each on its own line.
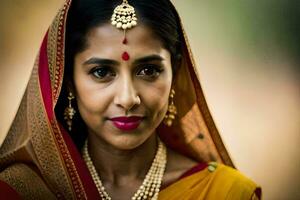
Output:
[55, 0, 183, 149]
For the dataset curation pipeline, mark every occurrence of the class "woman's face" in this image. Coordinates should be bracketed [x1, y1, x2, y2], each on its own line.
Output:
[73, 23, 173, 150]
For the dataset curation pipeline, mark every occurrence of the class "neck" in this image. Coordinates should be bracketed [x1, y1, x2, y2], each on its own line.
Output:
[87, 133, 158, 186]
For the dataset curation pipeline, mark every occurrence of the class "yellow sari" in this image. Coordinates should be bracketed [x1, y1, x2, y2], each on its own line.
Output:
[0, 0, 261, 199]
[159, 163, 260, 199]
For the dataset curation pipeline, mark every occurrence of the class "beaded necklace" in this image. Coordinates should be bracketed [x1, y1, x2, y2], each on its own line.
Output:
[82, 139, 167, 200]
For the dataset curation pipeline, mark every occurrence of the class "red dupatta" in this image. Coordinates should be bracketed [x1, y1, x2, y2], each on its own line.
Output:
[0, 0, 233, 198]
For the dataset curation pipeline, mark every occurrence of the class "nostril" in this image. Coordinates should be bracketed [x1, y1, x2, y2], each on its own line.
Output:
[114, 78, 140, 110]
[114, 92, 140, 111]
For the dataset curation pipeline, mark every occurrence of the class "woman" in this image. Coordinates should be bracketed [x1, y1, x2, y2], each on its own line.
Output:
[0, 0, 261, 199]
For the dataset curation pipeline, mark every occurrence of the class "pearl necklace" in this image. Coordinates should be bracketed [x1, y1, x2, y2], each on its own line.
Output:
[82, 139, 167, 200]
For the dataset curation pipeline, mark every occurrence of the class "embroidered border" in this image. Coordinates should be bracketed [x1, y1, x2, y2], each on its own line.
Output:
[47, 0, 87, 198]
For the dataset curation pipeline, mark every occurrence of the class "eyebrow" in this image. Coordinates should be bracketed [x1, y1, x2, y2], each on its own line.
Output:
[133, 54, 165, 65]
[83, 57, 119, 66]
[83, 54, 164, 66]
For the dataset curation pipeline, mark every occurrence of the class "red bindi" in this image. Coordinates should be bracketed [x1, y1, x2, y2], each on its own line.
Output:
[122, 52, 130, 61]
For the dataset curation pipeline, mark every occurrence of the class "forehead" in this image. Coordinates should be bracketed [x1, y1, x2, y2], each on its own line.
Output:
[83, 23, 166, 58]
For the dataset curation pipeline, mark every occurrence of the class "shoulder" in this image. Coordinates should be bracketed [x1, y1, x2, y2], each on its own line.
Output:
[0, 163, 55, 199]
[160, 159, 261, 199]
[214, 163, 257, 187]
[160, 161, 261, 199]
[210, 163, 261, 199]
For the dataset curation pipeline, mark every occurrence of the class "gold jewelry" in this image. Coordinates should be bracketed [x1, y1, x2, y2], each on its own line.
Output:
[111, 0, 137, 61]
[111, 0, 137, 30]
[63, 92, 76, 131]
[82, 139, 167, 200]
[164, 89, 177, 127]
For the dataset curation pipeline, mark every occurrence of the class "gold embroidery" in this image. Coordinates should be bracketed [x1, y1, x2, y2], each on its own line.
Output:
[1, 1, 87, 198]
[48, 0, 71, 107]
[46, 0, 87, 198]
[28, 58, 74, 198]
[0, 164, 56, 199]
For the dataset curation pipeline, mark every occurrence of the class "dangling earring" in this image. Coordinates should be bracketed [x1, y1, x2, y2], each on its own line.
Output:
[164, 89, 177, 127]
[64, 92, 76, 131]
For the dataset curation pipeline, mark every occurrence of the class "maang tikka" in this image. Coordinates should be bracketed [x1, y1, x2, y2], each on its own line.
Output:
[164, 89, 177, 127]
[111, 0, 138, 61]
[64, 92, 76, 131]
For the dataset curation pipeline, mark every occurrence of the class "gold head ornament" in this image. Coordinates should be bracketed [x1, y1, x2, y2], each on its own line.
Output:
[111, 0, 138, 30]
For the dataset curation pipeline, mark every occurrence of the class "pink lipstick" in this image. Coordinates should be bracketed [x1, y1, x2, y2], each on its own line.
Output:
[110, 116, 143, 131]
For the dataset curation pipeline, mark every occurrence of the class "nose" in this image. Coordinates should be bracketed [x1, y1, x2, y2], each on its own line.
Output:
[114, 76, 141, 112]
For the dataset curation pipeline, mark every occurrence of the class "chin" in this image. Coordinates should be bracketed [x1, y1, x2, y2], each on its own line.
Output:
[109, 134, 152, 150]
[106, 124, 157, 150]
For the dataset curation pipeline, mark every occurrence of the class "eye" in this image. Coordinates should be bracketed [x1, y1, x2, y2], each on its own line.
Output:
[90, 66, 116, 80]
[137, 65, 163, 79]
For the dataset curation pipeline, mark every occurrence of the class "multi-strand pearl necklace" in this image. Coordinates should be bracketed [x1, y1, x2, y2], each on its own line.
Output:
[82, 139, 167, 200]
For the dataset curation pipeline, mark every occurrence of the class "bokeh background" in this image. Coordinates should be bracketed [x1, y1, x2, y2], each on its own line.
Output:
[0, 0, 299, 199]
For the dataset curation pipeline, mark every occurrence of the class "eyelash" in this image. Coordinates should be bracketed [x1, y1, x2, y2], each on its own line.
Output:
[137, 65, 164, 79]
[89, 65, 164, 81]
[90, 66, 116, 80]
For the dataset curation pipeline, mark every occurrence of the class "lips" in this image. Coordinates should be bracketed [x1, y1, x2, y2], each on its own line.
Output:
[110, 116, 143, 131]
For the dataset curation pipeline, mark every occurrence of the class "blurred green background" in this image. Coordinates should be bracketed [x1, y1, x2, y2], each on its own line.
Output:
[174, 0, 300, 72]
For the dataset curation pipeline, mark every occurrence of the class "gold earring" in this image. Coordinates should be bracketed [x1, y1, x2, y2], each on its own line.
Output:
[164, 89, 177, 127]
[64, 92, 76, 131]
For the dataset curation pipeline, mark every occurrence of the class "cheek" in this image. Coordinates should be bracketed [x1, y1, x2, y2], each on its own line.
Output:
[137, 63, 173, 121]
[73, 65, 112, 126]
[139, 79, 171, 120]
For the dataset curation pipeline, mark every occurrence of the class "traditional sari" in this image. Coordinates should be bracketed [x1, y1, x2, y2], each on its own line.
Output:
[0, 0, 261, 199]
